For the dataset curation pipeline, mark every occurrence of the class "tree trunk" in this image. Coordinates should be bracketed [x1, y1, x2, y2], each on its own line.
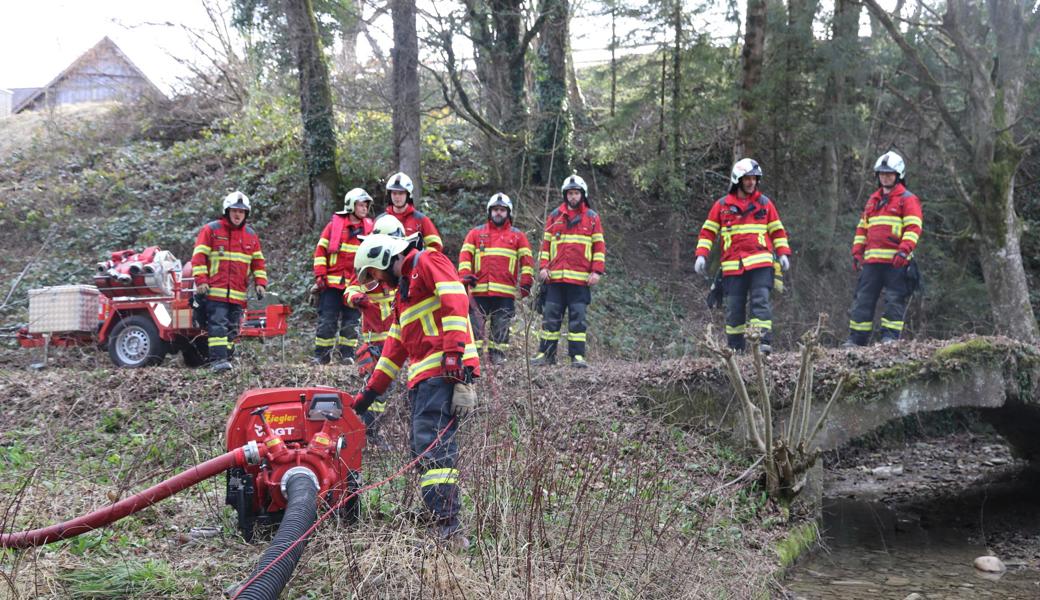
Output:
[735, 0, 766, 159]
[337, 0, 363, 75]
[533, 0, 572, 185]
[284, 0, 341, 225]
[609, 3, 617, 117]
[392, 0, 422, 199]
[818, 0, 858, 253]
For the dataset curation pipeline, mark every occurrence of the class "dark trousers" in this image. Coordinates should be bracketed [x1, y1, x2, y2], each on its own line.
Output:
[206, 300, 243, 362]
[724, 267, 773, 351]
[314, 288, 360, 362]
[471, 296, 515, 357]
[361, 342, 387, 434]
[410, 377, 461, 528]
[538, 283, 591, 359]
[848, 263, 912, 344]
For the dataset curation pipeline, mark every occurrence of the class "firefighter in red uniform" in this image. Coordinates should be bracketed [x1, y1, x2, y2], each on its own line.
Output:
[311, 188, 374, 364]
[352, 232, 480, 546]
[383, 172, 443, 251]
[530, 173, 605, 368]
[191, 191, 267, 372]
[343, 214, 406, 445]
[844, 151, 923, 346]
[458, 193, 534, 365]
[695, 159, 791, 354]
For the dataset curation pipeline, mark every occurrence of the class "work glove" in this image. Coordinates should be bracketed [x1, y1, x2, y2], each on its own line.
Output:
[451, 382, 478, 418]
[779, 255, 790, 272]
[461, 274, 478, 287]
[352, 388, 380, 415]
[520, 284, 531, 299]
[694, 256, 707, 276]
[442, 351, 464, 381]
[255, 285, 266, 300]
[315, 276, 327, 291]
[852, 254, 863, 272]
[195, 283, 210, 296]
[892, 252, 909, 269]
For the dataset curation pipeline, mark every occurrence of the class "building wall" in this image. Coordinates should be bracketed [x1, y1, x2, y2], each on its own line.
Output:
[0, 89, 11, 118]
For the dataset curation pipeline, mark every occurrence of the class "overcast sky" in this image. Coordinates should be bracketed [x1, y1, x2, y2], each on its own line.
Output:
[1, 0, 880, 96]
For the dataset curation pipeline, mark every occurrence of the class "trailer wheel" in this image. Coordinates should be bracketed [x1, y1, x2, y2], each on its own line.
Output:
[108, 315, 166, 368]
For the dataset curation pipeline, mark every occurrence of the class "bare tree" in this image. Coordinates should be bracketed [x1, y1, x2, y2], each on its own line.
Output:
[392, 0, 422, 198]
[284, 0, 342, 225]
[735, 0, 766, 159]
[862, 0, 1040, 343]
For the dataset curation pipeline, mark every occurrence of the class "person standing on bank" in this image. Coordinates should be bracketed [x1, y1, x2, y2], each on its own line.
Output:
[844, 151, 923, 346]
[694, 159, 791, 354]
[191, 191, 267, 372]
[530, 173, 606, 368]
[312, 188, 374, 364]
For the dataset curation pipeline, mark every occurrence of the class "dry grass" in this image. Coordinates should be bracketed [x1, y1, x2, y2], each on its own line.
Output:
[0, 350, 790, 599]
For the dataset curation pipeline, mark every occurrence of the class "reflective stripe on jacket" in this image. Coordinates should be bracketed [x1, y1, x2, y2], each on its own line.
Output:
[458, 220, 534, 298]
[368, 249, 481, 393]
[313, 216, 373, 288]
[385, 205, 443, 251]
[851, 183, 922, 264]
[191, 217, 266, 306]
[538, 203, 606, 286]
[695, 191, 791, 276]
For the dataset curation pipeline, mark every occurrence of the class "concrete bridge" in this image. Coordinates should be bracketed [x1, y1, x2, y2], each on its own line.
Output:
[638, 336, 1040, 460]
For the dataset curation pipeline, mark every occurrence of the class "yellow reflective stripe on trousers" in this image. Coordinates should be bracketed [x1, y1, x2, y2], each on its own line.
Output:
[725, 325, 746, 335]
[567, 332, 587, 341]
[880, 318, 903, 331]
[849, 320, 872, 332]
[420, 468, 459, 487]
[368, 400, 386, 413]
[209, 336, 229, 348]
[315, 337, 335, 348]
[748, 318, 772, 330]
[540, 330, 561, 341]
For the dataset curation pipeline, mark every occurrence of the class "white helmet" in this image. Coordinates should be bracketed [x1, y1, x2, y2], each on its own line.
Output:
[338, 187, 372, 215]
[486, 193, 513, 219]
[222, 191, 251, 213]
[369, 213, 407, 237]
[385, 172, 415, 203]
[354, 233, 412, 284]
[561, 173, 588, 199]
[730, 158, 763, 186]
[874, 151, 906, 180]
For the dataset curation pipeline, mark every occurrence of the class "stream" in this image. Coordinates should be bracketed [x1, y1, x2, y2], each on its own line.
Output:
[784, 433, 1040, 599]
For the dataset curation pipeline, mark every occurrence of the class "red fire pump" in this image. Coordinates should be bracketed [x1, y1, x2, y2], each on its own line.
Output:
[1, 386, 365, 599]
[225, 387, 366, 541]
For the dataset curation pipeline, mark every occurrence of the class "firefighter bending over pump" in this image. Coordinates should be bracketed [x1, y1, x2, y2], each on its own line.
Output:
[695, 159, 791, 354]
[458, 193, 534, 365]
[351, 231, 480, 547]
[191, 191, 268, 372]
[844, 151, 923, 346]
[312, 188, 374, 365]
[530, 173, 606, 368]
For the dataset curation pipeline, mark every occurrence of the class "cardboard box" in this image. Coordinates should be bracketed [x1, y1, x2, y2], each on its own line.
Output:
[28, 285, 100, 333]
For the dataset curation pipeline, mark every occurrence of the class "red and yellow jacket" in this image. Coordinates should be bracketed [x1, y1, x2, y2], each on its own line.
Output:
[368, 249, 480, 393]
[695, 191, 791, 276]
[385, 205, 443, 251]
[458, 220, 534, 297]
[191, 217, 267, 305]
[851, 183, 922, 264]
[344, 278, 396, 345]
[538, 203, 606, 286]
[313, 216, 373, 289]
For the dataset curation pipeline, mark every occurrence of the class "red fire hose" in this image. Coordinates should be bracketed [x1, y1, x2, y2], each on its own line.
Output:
[0, 442, 263, 549]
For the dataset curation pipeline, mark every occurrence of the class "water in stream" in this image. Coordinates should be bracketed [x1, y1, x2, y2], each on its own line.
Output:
[785, 466, 1040, 599]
